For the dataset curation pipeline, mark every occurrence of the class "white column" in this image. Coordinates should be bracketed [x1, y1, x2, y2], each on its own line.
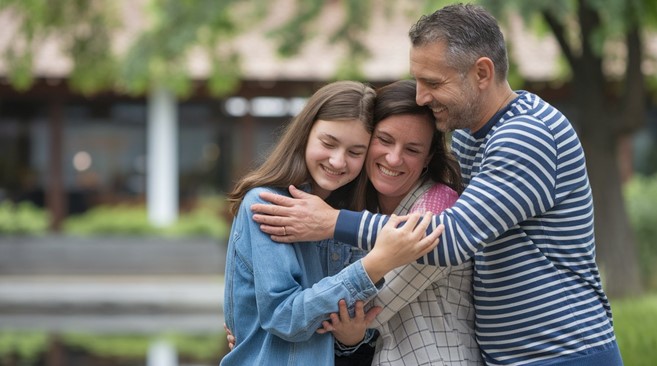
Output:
[147, 339, 177, 366]
[147, 87, 178, 227]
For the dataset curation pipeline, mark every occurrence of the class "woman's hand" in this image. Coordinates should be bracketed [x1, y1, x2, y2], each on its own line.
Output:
[316, 300, 382, 346]
[251, 185, 338, 242]
[361, 212, 443, 283]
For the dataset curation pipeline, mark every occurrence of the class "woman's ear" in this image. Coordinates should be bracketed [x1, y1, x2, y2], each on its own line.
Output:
[424, 153, 434, 169]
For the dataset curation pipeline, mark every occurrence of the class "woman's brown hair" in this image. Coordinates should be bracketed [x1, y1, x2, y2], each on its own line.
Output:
[228, 81, 376, 216]
[366, 79, 463, 210]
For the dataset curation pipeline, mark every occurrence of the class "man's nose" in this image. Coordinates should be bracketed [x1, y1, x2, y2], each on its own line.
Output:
[416, 83, 431, 106]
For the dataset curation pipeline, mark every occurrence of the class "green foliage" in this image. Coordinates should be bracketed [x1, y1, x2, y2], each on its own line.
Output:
[162, 196, 230, 239]
[0, 0, 118, 94]
[268, 0, 324, 57]
[62, 205, 156, 236]
[611, 294, 657, 365]
[624, 174, 657, 290]
[62, 196, 229, 240]
[269, 0, 373, 80]
[0, 201, 49, 235]
[0, 331, 227, 364]
[118, 0, 250, 98]
[0, 331, 48, 365]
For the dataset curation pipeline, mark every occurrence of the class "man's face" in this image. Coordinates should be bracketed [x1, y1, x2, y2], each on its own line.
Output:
[410, 42, 482, 132]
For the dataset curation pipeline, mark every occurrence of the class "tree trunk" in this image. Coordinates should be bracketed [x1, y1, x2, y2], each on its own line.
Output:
[578, 104, 642, 298]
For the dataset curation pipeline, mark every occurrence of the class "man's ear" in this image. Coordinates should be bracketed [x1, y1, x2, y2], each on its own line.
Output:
[472, 57, 495, 90]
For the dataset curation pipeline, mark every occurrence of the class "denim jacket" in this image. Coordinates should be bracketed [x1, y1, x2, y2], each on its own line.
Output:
[221, 187, 379, 366]
[317, 239, 378, 355]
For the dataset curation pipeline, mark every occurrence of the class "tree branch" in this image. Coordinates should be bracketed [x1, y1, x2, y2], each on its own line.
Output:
[619, 14, 646, 134]
[541, 10, 576, 71]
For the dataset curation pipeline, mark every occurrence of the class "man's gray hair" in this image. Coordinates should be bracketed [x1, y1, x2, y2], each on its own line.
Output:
[409, 3, 508, 81]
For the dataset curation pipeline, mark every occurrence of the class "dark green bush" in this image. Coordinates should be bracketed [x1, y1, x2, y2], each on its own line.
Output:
[624, 174, 657, 290]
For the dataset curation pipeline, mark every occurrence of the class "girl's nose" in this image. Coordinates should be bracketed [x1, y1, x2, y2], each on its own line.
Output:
[329, 152, 347, 169]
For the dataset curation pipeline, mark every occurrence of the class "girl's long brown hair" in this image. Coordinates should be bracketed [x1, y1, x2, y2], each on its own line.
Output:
[228, 81, 376, 216]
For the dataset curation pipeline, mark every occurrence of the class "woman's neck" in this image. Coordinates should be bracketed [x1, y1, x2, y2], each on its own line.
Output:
[377, 195, 402, 215]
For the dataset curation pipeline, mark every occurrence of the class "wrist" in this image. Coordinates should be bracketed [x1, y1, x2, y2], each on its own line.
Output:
[361, 254, 387, 284]
[326, 209, 339, 238]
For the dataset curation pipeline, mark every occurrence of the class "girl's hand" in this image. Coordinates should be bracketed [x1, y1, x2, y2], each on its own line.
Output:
[316, 300, 382, 346]
[361, 212, 443, 283]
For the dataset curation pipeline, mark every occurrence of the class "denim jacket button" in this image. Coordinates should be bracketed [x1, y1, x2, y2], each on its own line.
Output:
[331, 252, 340, 261]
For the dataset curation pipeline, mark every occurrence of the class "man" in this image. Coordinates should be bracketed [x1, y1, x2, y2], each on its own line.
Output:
[251, 4, 623, 365]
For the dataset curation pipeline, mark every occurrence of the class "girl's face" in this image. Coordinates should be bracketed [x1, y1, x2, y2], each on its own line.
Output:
[305, 119, 371, 199]
[366, 114, 434, 212]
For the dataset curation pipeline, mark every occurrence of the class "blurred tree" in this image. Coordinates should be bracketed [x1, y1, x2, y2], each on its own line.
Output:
[0, 0, 268, 97]
[0, 0, 118, 93]
[477, 0, 657, 298]
[277, 0, 657, 298]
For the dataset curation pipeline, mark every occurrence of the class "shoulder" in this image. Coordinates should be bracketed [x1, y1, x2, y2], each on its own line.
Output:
[239, 187, 290, 211]
[424, 183, 458, 201]
[411, 182, 458, 213]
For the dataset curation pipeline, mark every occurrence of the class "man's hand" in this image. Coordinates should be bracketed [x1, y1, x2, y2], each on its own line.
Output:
[251, 185, 339, 242]
[316, 300, 382, 346]
[361, 212, 443, 283]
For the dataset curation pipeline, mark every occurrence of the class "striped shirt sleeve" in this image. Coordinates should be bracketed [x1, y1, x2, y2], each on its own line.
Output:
[335, 117, 558, 266]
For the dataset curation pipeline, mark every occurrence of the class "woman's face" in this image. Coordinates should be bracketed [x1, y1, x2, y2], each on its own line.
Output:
[366, 114, 434, 211]
[305, 119, 371, 199]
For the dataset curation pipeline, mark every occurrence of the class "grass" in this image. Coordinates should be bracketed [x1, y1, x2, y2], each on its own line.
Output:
[612, 293, 657, 365]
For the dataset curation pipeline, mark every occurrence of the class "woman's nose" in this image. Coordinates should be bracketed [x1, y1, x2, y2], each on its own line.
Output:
[386, 148, 403, 166]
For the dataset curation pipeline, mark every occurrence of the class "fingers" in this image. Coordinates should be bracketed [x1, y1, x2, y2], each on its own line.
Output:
[316, 320, 333, 334]
[288, 185, 310, 198]
[223, 323, 235, 351]
[364, 306, 383, 324]
[414, 212, 434, 233]
[252, 211, 291, 226]
[258, 224, 290, 239]
[417, 223, 444, 255]
[338, 299, 351, 320]
[258, 191, 295, 207]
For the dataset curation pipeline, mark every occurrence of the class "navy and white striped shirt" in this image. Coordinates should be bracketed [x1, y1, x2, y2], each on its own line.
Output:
[335, 91, 622, 365]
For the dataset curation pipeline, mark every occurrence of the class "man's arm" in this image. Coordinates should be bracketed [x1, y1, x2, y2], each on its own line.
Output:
[251, 185, 338, 242]
[252, 120, 559, 267]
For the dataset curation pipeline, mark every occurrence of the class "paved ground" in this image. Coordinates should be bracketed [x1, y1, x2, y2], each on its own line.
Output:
[0, 276, 224, 334]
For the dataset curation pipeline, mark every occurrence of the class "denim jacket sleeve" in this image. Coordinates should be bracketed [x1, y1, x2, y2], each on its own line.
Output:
[242, 188, 379, 342]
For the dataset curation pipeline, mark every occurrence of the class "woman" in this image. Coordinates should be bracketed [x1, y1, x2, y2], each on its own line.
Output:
[220, 80, 442, 366]
[324, 80, 483, 365]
